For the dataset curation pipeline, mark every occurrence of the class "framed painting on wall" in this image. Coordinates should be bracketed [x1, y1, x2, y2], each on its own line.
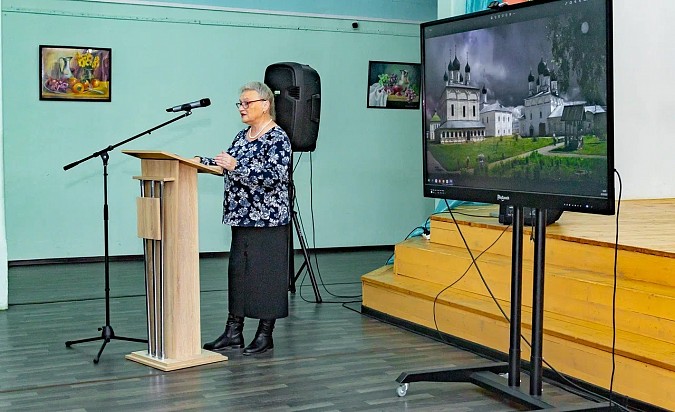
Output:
[39, 45, 111, 101]
[367, 61, 421, 109]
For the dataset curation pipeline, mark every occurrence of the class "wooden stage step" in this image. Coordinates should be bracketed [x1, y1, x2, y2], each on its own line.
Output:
[361, 199, 675, 411]
[394, 237, 675, 343]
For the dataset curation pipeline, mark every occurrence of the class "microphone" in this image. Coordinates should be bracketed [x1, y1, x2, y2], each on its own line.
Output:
[166, 98, 211, 112]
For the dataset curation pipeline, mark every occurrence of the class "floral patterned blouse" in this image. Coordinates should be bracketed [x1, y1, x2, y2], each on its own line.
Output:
[200, 125, 291, 227]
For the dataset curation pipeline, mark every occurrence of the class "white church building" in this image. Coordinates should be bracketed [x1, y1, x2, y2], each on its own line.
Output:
[429, 52, 486, 144]
[521, 57, 565, 137]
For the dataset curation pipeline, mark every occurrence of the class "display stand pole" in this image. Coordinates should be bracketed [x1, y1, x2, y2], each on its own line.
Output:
[394, 207, 614, 410]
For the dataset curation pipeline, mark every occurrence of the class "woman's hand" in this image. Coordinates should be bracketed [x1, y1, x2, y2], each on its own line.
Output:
[215, 151, 237, 171]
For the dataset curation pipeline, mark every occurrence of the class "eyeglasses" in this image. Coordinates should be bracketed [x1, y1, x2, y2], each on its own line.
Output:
[235, 99, 265, 109]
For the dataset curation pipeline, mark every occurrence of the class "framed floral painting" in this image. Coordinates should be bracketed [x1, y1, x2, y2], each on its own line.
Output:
[367, 61, 421, 109]
[40, 45, 111, 101]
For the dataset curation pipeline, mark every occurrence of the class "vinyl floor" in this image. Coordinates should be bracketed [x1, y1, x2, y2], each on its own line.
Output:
[1, 249, 597, 411]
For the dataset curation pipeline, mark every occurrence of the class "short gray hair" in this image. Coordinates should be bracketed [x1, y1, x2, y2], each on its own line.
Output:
[240, 81, 276, 120]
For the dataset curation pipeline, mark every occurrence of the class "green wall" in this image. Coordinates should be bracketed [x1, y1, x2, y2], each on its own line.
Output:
[136, 0, 437, 21]
[2, 0, 433, 261]
[437, 0, 467, 18]
[0, 0, 7, 309]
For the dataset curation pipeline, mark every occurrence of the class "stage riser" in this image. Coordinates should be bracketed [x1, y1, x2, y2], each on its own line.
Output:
[363, 201, 675, 410]
[431, 220, 675, 288]
[364, 266, 675, 368]
[394, 239, 675, 343]
[362, 267, 675, 411]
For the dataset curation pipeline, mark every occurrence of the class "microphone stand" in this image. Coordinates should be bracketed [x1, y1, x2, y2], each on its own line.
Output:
[64, 110, 192, 364]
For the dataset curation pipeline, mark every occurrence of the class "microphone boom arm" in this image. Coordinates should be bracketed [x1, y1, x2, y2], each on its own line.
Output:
[63, 111, 192, 171]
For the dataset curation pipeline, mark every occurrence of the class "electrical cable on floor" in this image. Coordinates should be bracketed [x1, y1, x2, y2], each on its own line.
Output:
[436, 194, 631, 411]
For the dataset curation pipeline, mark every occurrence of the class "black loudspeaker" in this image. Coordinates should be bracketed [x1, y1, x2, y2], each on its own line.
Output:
[264, 62, 321, 152]
[499, 205, 563, 226]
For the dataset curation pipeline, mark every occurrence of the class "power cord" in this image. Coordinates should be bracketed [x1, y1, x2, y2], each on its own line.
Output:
[610, 169, 622, 406]
[384, 224, 431, 266]
[386, 204, 499, 265]
[436, 197, 631, 411]
[443, 200, 511, 321]
[292, 152, 364, 304]
[431, 218, 512, 343]
[294, 153, 625, 408]
[451, 210, 499, 219]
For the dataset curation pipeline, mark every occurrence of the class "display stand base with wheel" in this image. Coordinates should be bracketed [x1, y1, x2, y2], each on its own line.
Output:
[395, 207, 615, 411]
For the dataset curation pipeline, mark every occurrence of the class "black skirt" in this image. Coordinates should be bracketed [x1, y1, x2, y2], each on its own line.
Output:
[228, 224, 290, 319]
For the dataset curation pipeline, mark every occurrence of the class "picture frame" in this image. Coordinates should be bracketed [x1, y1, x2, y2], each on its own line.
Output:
[367, 61, 421, 109]
[39, 45, 111, 102]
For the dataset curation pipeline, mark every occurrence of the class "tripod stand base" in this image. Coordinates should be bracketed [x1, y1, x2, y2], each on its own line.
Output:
[126, 349, 228, 371]
[288, 211, 322, 302]
[65, 325, 147, 364]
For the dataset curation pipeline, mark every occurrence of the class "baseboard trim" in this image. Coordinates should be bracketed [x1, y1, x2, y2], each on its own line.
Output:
[8, 245, 395, 267]
[8, 254, 145, 267]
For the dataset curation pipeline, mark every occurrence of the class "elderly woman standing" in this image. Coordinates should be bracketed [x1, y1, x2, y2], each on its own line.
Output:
[197, 81, 291, 356]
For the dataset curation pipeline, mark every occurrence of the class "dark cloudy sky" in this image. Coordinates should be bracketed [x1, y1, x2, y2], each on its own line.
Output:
[423, 14, 596, 121]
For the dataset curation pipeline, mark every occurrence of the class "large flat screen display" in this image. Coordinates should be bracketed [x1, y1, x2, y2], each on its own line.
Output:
[422, 0, 614, 214]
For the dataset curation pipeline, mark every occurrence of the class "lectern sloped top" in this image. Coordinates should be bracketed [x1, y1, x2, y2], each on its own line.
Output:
[122, 149, 223, 175]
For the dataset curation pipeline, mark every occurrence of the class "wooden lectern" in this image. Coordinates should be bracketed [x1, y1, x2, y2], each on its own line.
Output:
[122, 150, 227, 371]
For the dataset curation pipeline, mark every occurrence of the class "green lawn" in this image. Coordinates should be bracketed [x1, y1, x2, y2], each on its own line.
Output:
[429, 135, 554, 171]
[551, 135, 607, 156]
[489, 151, 607, 182]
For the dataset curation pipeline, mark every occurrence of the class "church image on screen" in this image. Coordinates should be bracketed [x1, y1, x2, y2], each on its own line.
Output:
[421, 0, 613, 213]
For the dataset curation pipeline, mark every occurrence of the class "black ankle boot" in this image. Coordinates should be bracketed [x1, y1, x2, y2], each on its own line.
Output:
[243, 319, 275, 356]
[203, 314, 245, 351]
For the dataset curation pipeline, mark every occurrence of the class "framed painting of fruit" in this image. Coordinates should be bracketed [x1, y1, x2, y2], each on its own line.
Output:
[39, 45, 111, 102]
[367, 61, 421, 109]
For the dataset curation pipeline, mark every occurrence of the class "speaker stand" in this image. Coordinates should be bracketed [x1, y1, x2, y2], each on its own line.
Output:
[287, 152, 322, 302]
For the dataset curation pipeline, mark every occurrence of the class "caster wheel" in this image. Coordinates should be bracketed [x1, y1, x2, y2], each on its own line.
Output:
[396, 383, 409, 397]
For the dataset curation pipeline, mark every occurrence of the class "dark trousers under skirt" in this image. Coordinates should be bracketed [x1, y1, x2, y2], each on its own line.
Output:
[228, 224, 290, 320]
